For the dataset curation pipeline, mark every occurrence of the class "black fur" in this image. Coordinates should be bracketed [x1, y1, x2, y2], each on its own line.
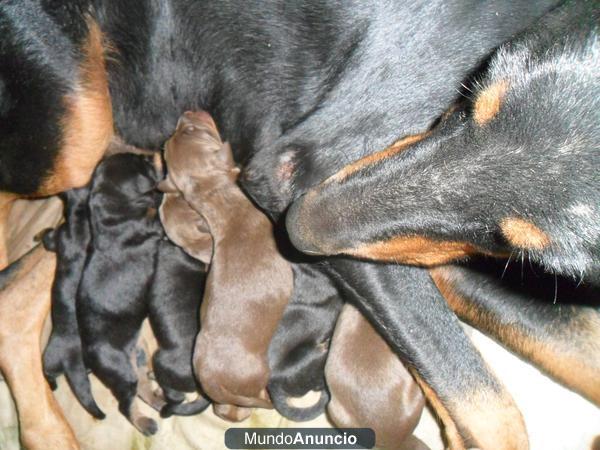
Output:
[41, 186, 105, 419]
[77, 153, 162, 435]
[0, 0, 572, 442]
[287, 0, 600, 283]
[267, 263, 342, 421]
[148, 241, 210, 418]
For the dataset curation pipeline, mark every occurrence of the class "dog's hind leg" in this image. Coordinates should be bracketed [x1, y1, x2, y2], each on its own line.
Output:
[86, 344, 158, 435]
[0, 246, 79, 449]
[328, 259, 527, 450]
[431, 263, 600, 406]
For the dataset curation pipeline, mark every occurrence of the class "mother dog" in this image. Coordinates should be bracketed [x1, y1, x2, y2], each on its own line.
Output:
[0, 1, 571, 448]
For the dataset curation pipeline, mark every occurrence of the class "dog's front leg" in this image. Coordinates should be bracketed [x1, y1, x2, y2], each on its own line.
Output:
[0, 245, 79, 450]
[0, 193, 17, 270]
[327, 259, 527, 450]
[431, 263, 600, 407]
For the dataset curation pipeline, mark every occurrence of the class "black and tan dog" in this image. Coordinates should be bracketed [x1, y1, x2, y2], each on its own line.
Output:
[162, 111, 293, 414]
[0, 0, 571, 447]
[287, 0, 600, 411]
[287, 0, 599, 282]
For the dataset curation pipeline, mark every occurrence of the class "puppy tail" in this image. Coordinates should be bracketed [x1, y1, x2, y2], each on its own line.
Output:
[268, 383, 330, 422]
[160, 395, 211, 418]
[64, 359, 106, 420]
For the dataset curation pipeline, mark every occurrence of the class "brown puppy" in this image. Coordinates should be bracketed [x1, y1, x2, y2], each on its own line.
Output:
[0, 245, 79, 450]
[326, 304, 427, 450]
[162, 111, 293, 411]
[159, 190, 250, 421]
[158, 192, 212, 265]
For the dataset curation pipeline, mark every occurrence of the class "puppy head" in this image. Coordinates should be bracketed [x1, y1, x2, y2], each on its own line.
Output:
[159, 192, 212, 264]
[164, 111, 238, 181]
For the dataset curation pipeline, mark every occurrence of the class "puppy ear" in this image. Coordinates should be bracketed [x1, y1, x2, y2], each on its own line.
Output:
[157, 177, 178, 193]
[192, 232, 213, 265]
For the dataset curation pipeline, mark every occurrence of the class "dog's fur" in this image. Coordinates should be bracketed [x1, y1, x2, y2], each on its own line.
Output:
[431, 257, 600, 406]
[0, 245, 79, 450]
[267, 262, 343, 421]
[162, 111, 293, 410]
[0, 0, 569, 445]
[287, 0, 600, 284]
[77, 153, 163, 435]
[326, 303, 426, 450]
[158, 192, 212, 265]
[148, 239, 211, 418]
[41, 186, 105, 419]
[159, 181, 251, 422]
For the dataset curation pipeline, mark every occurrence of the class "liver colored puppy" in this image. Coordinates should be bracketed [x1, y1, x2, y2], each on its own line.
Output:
[326, 304, 427, 450]
[162, 111, 293, 410]
[159, 188, 251, 422]
[158, 192, 212, 265]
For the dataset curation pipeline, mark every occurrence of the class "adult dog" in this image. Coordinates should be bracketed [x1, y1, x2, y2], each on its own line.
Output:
[0, 1, 571, 448]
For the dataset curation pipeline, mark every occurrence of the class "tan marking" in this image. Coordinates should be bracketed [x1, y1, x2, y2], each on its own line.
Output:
[212, 404, 252, 422]
[346, 235, 478, 266]
[473, 81, 508, 125]
[40, 18, 114, 195]
[412, 335, 528, 450]
[500, 217, 550, 250]
[0, 193, 17, 269]
[0, 246, 79, 449]
[327, 132, 430, 184]
[455, 389, 528, 450]
[411, 372, 465, 450]
[432, 266, 600, 406]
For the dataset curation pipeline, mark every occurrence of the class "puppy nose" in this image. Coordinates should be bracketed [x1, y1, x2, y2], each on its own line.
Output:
[178, 110, 217, 130]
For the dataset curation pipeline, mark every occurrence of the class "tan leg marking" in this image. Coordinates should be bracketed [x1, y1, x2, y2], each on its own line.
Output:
[0, 246, 79, 449]
[432, 266, 600, 405]
[0, 193, 17, 270]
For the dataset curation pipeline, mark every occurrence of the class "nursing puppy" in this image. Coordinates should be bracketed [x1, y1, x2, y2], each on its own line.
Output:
[326, 304, 426, 450]
[159, 188, 251, 422]
[41, 186, 105, 419]
[162, 111, 293, 410]
[267, 262, 343, 421]
[149, 239, 211, 418]
[77, 153, 163, 435]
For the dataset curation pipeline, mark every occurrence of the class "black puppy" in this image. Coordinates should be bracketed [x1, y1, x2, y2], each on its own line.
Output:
[267, 263, 342, 421]
[149, 240, 210, 418]
[78, 152, 209, 434]
[41, 186, 105, 419]
[77, 153, 162, 435]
